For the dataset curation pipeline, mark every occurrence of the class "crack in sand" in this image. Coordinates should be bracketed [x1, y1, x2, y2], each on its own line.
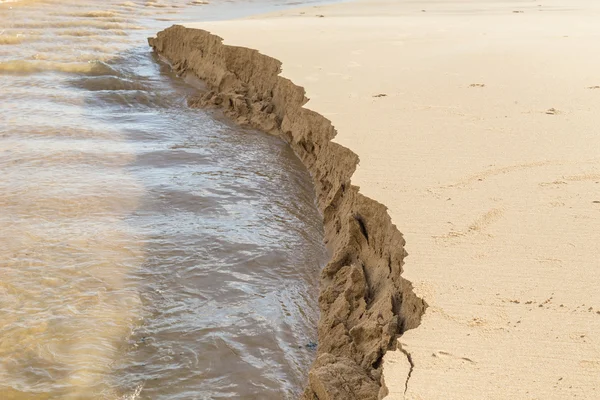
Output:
[398, 344, 414, 396]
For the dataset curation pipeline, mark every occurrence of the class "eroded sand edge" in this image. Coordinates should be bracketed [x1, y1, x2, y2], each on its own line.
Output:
[149, 25, 426, 399]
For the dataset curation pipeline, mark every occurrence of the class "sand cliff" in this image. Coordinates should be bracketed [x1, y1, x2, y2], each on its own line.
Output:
[149, 26, 426, 399]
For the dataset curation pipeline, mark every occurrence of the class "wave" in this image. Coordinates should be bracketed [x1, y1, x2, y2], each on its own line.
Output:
[0, 60, 120, 76]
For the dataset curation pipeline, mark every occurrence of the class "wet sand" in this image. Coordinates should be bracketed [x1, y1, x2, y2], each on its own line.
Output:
[171, 0, 600, 398]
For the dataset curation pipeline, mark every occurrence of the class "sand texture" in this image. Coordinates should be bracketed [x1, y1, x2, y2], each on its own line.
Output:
[152, 0, 600, 398]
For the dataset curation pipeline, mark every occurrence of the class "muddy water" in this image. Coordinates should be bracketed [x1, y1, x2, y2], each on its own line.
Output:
[0, 1, 328, 399]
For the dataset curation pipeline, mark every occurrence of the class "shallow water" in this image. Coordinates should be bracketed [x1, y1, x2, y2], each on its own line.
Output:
[0, 1, 327, 398]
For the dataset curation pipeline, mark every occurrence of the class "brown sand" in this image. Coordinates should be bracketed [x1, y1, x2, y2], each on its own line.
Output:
[151, 0, 600, 398]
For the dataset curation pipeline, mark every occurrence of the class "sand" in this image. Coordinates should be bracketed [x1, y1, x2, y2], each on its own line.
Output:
[158, 0, 600, 398]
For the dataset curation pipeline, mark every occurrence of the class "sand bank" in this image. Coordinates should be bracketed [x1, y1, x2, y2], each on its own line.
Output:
[150, 25, 426, 399]
[152, 0, 600, 398]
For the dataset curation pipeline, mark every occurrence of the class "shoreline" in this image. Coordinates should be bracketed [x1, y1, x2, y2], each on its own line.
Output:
[149, 26, 426, 399]
[151, 0, 600, 398]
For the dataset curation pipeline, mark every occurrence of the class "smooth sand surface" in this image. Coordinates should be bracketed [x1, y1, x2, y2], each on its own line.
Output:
[187, 1, 600, 398]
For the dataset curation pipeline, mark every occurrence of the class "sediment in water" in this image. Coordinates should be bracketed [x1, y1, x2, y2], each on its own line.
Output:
[149, 25, 427, 400]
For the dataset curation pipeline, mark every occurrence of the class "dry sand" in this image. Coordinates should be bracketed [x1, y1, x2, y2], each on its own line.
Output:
[179, 0, 600, 398]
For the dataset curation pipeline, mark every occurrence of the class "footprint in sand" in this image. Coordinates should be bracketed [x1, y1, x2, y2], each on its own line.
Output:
[434, 208, 503, 242]
[467, 208, 504, 233]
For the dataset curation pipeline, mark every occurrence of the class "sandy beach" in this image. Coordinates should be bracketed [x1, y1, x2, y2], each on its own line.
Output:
[151, 0, 600, 398]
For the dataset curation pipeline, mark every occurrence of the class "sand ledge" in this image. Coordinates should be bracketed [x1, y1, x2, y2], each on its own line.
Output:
[149, 25, 426, 399]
